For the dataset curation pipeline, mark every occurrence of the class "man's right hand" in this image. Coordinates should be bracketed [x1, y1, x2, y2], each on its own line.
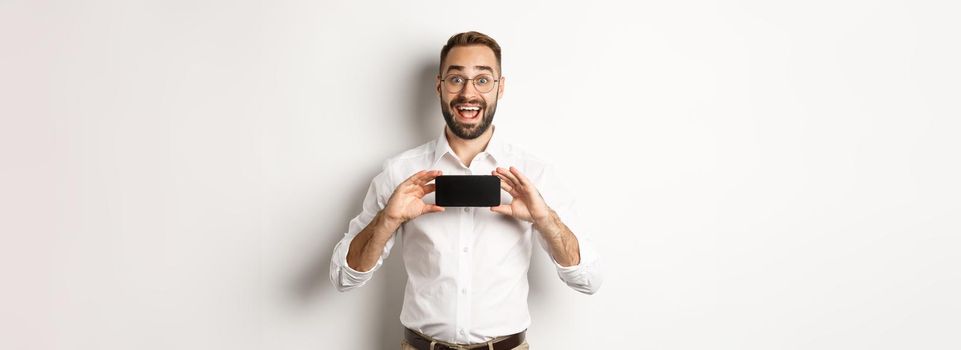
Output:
[345, 169, 445, 272]
[383, 169, 445, 225]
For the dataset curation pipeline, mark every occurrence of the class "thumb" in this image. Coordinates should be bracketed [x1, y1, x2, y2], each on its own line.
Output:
[424, 204, 445, 214]
[490, 205, 511, 216]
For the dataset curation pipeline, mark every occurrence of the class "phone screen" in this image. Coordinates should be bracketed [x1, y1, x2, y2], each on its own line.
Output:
[434, 175, 501, 207]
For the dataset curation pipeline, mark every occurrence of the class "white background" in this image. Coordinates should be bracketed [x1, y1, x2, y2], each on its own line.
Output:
[2, 0, 959, 349]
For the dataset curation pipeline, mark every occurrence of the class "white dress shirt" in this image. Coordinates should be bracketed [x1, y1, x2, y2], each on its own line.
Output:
[330, 124, 602, 344]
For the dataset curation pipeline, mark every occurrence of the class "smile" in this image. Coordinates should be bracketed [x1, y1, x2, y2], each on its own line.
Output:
[455, 104, 482, 121]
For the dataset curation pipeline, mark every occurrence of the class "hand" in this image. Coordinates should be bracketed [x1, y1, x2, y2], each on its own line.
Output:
[490, 166, 552, 224]
[383, 170, 445, 224]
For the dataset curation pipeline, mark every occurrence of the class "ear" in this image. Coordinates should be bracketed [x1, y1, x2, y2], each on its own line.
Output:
[497, 76, 506, 100]
[435, 75, 442, 97]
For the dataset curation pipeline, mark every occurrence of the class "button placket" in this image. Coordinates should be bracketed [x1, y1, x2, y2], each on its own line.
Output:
[455, 204, 472, 343]
[454, 184, 475, 344]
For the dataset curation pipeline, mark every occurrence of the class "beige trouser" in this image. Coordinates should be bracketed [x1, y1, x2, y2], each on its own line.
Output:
[400, 335, 530, 350]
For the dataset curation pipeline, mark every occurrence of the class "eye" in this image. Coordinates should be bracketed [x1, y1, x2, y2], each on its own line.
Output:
[449, 76, 465, 84]
[476, 76, 491, 85]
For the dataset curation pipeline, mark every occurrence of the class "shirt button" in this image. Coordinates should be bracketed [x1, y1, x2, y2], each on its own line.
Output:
[462, 247, 468, 253]
[459, 329, 466, 335]
[463, 207, 470, 213]
[461, 288, 467, 294]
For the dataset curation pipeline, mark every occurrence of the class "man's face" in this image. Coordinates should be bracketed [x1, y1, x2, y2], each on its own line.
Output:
[436, 45, 505, 140]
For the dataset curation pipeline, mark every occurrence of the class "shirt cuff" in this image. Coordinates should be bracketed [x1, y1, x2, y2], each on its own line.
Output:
[550, 245, 596, 290]
[554, 258, 582, 271]
[553, 255, 586, 274]
[555, 259, 592, 288]
[339, 250, 375, 286]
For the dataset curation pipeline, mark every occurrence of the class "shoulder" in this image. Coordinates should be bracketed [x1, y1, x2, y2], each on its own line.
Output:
[499, 141, 556, 184]
[385, 139, 435, 166]
[375, 139, 438, 185]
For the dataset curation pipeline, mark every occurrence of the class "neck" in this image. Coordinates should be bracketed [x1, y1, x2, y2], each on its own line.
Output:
[445, 124, 494, 168]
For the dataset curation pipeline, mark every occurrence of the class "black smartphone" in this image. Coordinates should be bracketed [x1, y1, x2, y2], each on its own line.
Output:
[434, 175, 501, 207]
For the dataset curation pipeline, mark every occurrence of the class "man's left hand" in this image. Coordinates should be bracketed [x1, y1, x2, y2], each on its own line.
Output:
[490, 166, 553, 227]
[491, 166, 580, 266]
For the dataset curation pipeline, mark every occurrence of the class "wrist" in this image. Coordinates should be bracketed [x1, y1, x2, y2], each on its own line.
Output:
[378, 210, 405, 232]
[370, 210, 403, 244]
[533, 210, 562, 238]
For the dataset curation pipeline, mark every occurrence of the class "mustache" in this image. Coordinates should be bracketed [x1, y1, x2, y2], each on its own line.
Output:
[449, 97, 486, 109]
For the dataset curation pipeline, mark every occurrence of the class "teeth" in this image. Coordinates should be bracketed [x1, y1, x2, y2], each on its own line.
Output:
[457, 106, 480, 111]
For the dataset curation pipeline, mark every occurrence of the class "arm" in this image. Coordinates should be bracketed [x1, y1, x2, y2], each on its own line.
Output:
[532, 208, 580, 267]
[491, 165, 603, 295]
[330, 168, 445, 292]
[345, 209, 403, 272]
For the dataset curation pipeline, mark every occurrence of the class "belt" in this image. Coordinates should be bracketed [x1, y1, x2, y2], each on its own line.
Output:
[404, 328, 525, 350]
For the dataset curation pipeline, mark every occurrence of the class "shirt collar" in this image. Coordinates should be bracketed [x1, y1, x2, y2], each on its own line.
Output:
[432, 124, 506, 168]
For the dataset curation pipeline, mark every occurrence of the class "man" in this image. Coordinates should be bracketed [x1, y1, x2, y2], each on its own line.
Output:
[330, 31, 602, 350]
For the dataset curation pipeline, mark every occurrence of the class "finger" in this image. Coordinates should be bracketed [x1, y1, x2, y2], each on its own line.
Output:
[509, 166, 533, 187]
[493, 168, 514, 188]
[504, 167, 524, 188]
[421, 169, 443, 184]
[498, 178, 511, 191]
[422, 183, 437, 195]
[490, 205, 512, 216]
[497, 176, 518, 197]
[497, 167, 522, 191]
[491, 169, 509, 185]
[492, 172, 517, 195]
[402, 170, 429, 185]
[414, 169, 443, 186]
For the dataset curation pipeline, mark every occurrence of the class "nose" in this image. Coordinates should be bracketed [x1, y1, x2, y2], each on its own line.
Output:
[457, 80, 481, 98]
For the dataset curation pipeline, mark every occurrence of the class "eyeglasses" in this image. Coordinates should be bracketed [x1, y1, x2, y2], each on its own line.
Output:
[440, 74, 501, 93]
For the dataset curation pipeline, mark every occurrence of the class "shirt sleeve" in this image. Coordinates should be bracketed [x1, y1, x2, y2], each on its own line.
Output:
[329, 160, 401, 292]
[531, 163, 604, 295]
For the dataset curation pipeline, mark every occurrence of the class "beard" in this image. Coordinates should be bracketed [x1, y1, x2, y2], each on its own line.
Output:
[441, 96, 497, 140]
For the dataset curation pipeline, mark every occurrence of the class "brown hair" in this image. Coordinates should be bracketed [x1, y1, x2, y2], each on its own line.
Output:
[439, 31, 502, 75]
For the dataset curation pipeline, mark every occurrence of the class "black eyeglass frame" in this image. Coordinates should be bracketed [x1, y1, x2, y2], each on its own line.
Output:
[438, 74, 503, 93]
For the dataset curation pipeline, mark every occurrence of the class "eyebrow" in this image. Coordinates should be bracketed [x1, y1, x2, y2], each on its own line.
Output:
[445, 65, 495, 74]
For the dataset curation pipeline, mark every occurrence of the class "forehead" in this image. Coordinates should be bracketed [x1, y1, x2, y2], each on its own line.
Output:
[442, 45, 499, 74]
